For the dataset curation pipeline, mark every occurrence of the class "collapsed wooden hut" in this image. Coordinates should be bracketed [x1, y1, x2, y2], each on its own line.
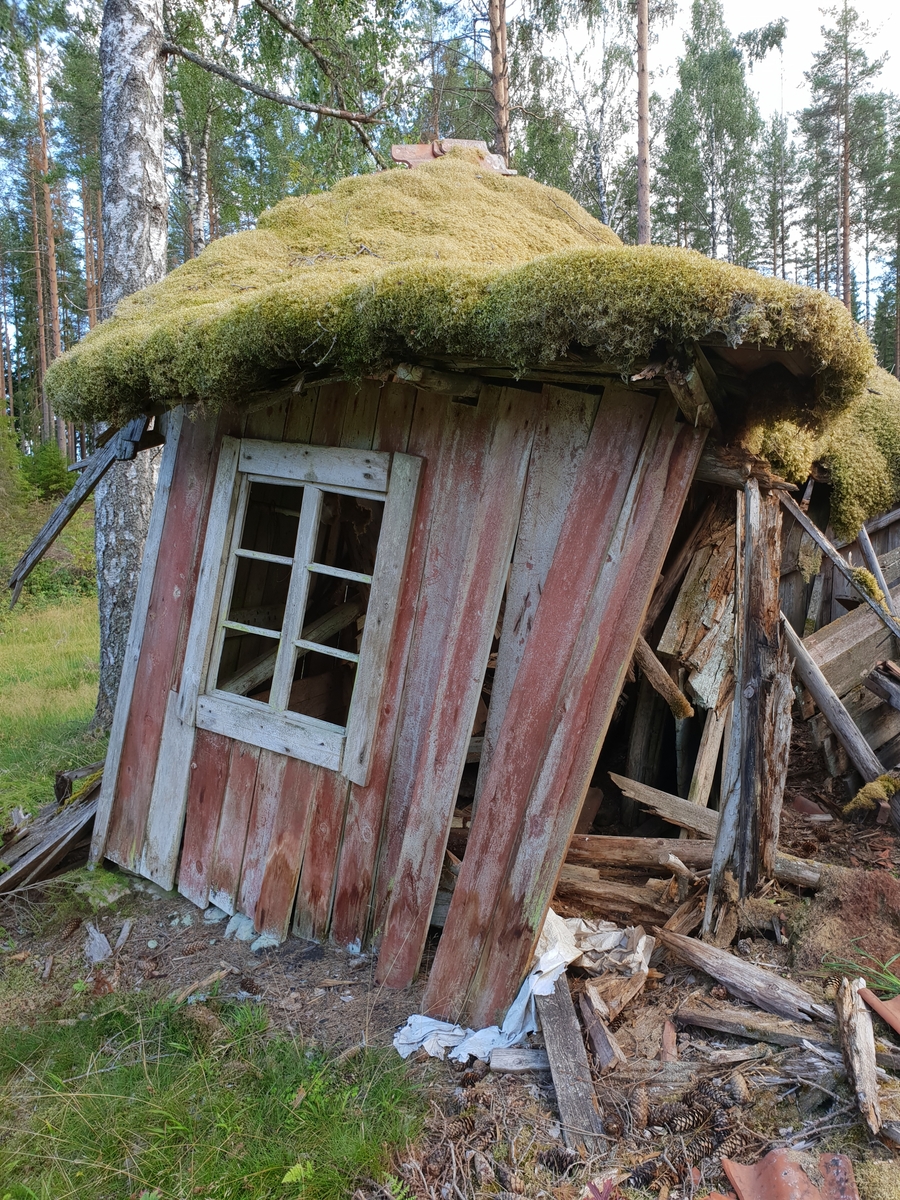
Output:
[33, 144, 900, 1027]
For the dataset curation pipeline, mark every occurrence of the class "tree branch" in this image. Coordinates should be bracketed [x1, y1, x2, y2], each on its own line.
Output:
[253, 0, 338, 82]
[161, 41, 380, 124]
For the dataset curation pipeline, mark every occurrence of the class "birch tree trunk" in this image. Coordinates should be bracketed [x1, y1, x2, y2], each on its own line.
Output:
[92, 0, 168, 731]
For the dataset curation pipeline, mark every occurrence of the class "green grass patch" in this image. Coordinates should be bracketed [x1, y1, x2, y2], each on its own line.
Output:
[0, 996, 423, 1199]
[0, 597, 106, 820]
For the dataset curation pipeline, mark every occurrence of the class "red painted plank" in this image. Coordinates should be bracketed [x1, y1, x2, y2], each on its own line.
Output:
[178, 729, 234, 907]
[430, 397, 707, 1027]
[105, 416, 221, 868]
[253, 757, 319, 939]
[292, 770, 351, 941]
[329, 382, 427, 948]
[206, 741, 261, 915]
[420, 385, 656, 1019]
[375, 387, 540, 988]
[236, 749, 288, 926]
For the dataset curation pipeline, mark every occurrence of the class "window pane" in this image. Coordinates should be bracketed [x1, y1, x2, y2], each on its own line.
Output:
[215, 481, 304, 698]
[286, 491, 385, 723]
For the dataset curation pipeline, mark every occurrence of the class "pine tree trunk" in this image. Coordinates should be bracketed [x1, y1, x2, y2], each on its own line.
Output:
[488, 0, 509, 165]
[841, 42, 852, 311]
[36, 47, 67, 456]
[0, 249, 15, 434]
[92, 0, 168, 732]
[28, 152, 51, 442]
[636, 0, 650, 244]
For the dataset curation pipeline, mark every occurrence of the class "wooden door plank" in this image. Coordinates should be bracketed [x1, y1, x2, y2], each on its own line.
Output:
[206, 741, 261, 915]
[375, 387, 540, 988]
[236, 749, 289, 925]
[253, 757, 320, 940]
[339, 378, 383, 449]
[177, 729, 234, 908]
[91, 407, 185, 864]
[421, 387, 657, 1020]
[431, 396, 707, 1028]
[475, 385, 597, 798]
[330, 389, 445, 948]
[536, 977, 605, 1153]
[309, 381, 347, 446]
[292, 769, 351, 941]
[103, 414, 220, 869]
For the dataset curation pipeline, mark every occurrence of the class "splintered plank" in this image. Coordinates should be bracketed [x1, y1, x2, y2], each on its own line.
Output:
[428, 394, 707, 1028]
[292, 770, 351, 941]
[252, 758, 320, 940]
[206, 741, 261, 914]
[177, 729, 234, 907]
[475, 385, 598, 794]
[536, 977, 605, 1153]
[420, 387, 657, 1022]
[375, 386, 540, 987]
[329, 383, 436, 948]
[104, 415, 222, 869]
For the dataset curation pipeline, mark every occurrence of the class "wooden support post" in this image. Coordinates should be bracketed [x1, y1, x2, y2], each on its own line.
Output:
[858, 524, 897, 617]
[681, 704, 726, 837]
[782, 616, 882, 782]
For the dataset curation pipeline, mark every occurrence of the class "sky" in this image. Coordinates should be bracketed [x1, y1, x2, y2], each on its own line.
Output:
[650, 0, 897, 121]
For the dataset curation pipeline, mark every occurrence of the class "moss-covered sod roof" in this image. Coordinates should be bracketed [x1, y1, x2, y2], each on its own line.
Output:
[49, 153, 874, 435]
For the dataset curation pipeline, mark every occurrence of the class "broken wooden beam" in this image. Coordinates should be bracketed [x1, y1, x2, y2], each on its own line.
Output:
[7, 417, 147, 605]
[693, 442, 798, 493]
[608, 773, 823, 889]
[836, 976, 882, 1138]
[865, 660, 900, 713]
[535, 976, 605, 1153]
[579, 991, 627, 1073]
[779, 492, 900, 641]
[555, 865, 676, 925]
[654, 928, 833, 1022]
[566, 834, 714, 872]
[633, 635, 694, 719]
[782, 616, 883, 783]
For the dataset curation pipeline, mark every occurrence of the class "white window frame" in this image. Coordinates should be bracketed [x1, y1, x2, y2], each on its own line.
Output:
[175, 437, 421, 787]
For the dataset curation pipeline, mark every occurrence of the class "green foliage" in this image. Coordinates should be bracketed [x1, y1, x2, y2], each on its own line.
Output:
[21, 440, 73, 500]
[823, 949, 900, 999]
[0, 997, 423, 1199]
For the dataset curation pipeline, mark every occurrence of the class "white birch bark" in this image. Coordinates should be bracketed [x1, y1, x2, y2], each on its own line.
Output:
[93, 0, 168, 729]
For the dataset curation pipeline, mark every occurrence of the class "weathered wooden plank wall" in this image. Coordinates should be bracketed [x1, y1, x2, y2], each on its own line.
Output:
[424, 391, 707, 1027]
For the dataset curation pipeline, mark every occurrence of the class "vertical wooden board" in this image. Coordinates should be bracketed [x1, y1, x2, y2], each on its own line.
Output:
[371, 380, 417, 452]
[292, 770, 351, 941]
[253, 756, 320, 940]
[329, 390, 446, 947]
[339, 378, 382, 449]
[92, 407, 185, 865]
[105, 416, 221, 868]
[309, 381, 348, 446]
[236, 749, 288, 926]
[177, 729, 234, 907]
[475, 385, 598, 796]
[282, 386, 320, 444]
[375, 386, 540, 989]
[465, 407, 706, 1028]
[206, 741, 261, 915]
[421, 387, 656, 1018]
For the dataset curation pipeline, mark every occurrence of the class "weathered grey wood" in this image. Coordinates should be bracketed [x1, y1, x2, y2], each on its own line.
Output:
[90, 409, 185, 865]
[268, 487, 323, 709]
[780, 492, 900, 640]
[535, 976, 605, 1153]
[195, 694, 343, 770]
[836, 977, 882, 1137]
[865, 661, 900, 712]
[665, 359, 718, 429]
[607, 775, 823, 888]
[804, 582, 900, 699]
[393, 362, 482, 398]
[344, 453, 423, 786]
[8, 416, 147, 605]
[655, 928, 833, 1022]
[643, 500, 718, 633]
[858, 525, 897, 616]
[782, 616, 883, 782]
[0, 790, 99, 892]
[835, 503, 900, 547]
[566, 834, 715, 872]
[684, 704, 726, 823]
[676, 994, 838, 1051]
[490, 1047, 550, 1072]
[634, 635, 694, 719]
[238, 439, 390, 492]
[555, 865, 676, 924]
[579, 992, 627, 1072]
[693, 441, 797, 492]
[732, 484, 790, 892]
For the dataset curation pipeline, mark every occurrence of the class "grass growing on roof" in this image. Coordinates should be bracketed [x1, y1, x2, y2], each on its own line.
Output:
[47, 153, 872, 431]
[0, 995, 423, 1199]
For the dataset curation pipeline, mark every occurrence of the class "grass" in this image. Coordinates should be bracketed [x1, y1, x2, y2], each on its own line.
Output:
[0, 995, 423, 1199]
[823, 949, 900, 999]
[0, 596, 107, 821]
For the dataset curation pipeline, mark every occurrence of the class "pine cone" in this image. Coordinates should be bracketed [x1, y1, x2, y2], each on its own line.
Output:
[627, 1157, 662, 1188]
[536, 1146, 578, 1175]
[493, 1163, 525, 1193]
[631, 1084, 650, 1131]
[730, 1073, 752, 1106]
[60, 917, 82, 941]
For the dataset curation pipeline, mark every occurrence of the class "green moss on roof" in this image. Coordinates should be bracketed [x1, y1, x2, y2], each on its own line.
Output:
[48, 153, 873, 443]
[746, 368, 900, 540]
